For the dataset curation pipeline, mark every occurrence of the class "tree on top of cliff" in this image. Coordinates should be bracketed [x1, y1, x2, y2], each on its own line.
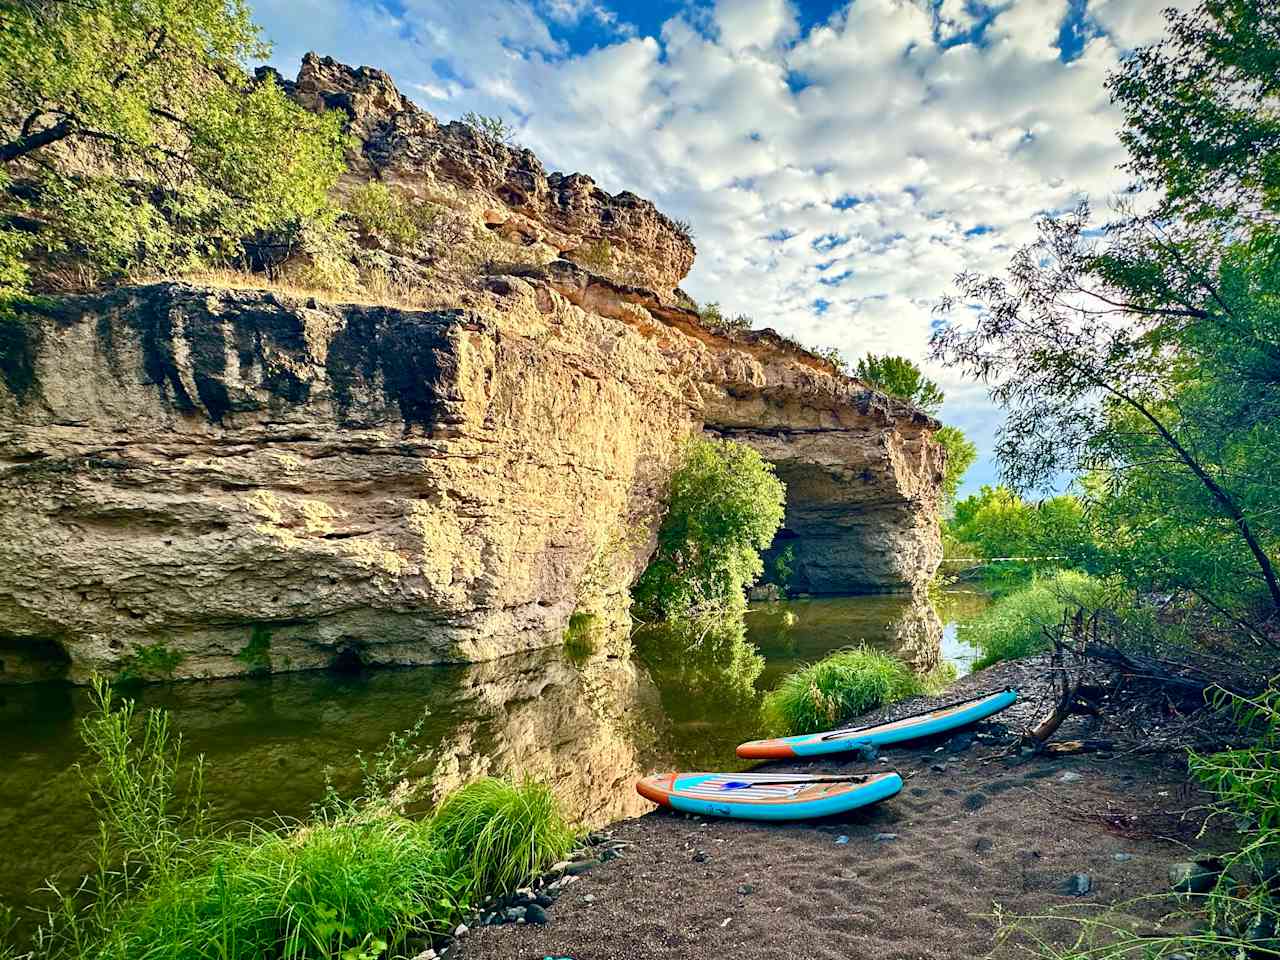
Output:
[853, 353, 945, 415]
[0, 0, 350, 298]
[851, 352, 974, 506]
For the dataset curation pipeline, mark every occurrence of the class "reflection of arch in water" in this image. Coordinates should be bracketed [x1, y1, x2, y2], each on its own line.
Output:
[746, 592, 944, 673]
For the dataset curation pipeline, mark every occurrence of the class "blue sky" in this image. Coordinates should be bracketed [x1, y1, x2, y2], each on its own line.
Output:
[249, 0, 1185, 497]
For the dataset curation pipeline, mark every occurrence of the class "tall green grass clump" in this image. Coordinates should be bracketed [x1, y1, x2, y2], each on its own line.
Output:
[88, 815, 466, 960]
[763, 646, 931, 736]
[429, 778, 575, 897]
[967, 570, 1108, 670]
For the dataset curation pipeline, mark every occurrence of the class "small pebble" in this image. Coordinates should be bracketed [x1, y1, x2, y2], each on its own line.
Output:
[874, 833, 898, 842]
[835, 835, 849, 845]
[1063, 873, 1092, 896]
[693, 849, 710, 862]
[582, 894, 596, 904]
[453, 923, 468, 938]
[505, 906, 526, 922]
[1113, 853, 1134, 862]
[719, 917, 732, 928]
[738, 883, 754, 895]
[930, 763, 947, 773]
[525, 903, 548, 925]
[1058, 771, 1084, 784]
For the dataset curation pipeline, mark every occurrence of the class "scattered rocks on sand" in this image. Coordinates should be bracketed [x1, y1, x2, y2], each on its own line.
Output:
[1113, 853, 1134, 862]
[1058, 771, 1084, 784]
[738, 883, 755, 895]
[582, 894, 596, 904]
[874, 833, 899, 842]
[856, 744, 879, 762]
[835, 835, 849, 845]
[1169, 861, 1219, 894]
[693, 849, 710, 862]
[1062, 874, 1092, 896]
[974, 837, 994, 853]
[947, 732, 975, 753]
[525, 904, 549, 925]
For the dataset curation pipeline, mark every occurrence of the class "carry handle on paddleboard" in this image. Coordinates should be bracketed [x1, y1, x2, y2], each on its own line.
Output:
[817, 686, 1016, 742]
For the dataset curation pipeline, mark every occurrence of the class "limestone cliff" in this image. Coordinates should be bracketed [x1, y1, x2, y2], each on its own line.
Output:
[0, 56, 943, 684]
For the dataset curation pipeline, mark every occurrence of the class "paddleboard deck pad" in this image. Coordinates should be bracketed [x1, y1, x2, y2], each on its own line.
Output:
[737, 687, 1018, 760]
[636, 770, 902, 820]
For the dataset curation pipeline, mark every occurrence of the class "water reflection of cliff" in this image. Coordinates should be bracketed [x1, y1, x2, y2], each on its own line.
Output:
[0, 645, 665, 915]
[0, 591, 954, 917]
[746, 592, 945, 676]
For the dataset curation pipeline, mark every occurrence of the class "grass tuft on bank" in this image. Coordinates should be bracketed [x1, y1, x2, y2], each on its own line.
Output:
[430, 777, 575, 897]
[966, 570, 1108, 670]
[763, 646, 938, 736]
[2, 680, 577, 960]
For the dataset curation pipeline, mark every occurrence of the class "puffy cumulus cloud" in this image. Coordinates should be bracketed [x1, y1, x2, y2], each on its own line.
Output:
[713, 0, 798, 51]
[250, 0, 1184, 494]
[1089, 0, 1197, 49]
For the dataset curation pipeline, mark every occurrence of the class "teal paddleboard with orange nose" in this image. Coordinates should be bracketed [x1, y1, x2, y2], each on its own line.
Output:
[636, 770, 902, 821]
[737, 687, 1017, 760]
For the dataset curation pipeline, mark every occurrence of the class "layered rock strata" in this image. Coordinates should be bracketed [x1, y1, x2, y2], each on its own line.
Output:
[0, 55, 943, 683]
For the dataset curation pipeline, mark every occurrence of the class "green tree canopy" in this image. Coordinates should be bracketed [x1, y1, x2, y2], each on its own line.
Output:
[0, 0, 350, 296]
[632, 438, 786, 622]
[853, 353, 945, 414]
[935, 425, 977, 507]
[932, 0, 1280, 629]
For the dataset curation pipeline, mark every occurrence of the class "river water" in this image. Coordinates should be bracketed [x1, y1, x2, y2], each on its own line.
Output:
[0, 590, 988, 917]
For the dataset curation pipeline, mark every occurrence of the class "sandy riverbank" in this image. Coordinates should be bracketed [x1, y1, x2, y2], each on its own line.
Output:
[457, 655, 1226, 960]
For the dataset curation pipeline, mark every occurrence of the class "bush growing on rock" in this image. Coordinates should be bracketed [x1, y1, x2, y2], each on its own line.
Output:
[0, 0, 349, 299]
[632, 438, 786, 622]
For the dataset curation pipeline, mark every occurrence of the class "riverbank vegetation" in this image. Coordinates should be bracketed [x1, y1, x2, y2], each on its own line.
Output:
[932, 1, 1280, 955]
[0, 680, 574, 960]
[966, 570, 1108, 671]
[762, 646, 943, 737]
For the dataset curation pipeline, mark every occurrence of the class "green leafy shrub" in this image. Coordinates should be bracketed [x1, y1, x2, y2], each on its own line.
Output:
[966, 570, 1109, 670]
[1, 2, 349, 294]
[632, 437, 786, 621]
[345, 182, 439, 251]
[698, 302, 752, 333]
[429, 778, 575, 897]
[459, 112, 517, 146]
[763, 646, 930, 736]
[853, 353, 945, 414]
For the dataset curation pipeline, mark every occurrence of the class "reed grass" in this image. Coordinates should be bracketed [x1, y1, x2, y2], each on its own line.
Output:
[429, 778, 575, 896]
[4, 682, 577, 960]
[763, 645, 931, 736]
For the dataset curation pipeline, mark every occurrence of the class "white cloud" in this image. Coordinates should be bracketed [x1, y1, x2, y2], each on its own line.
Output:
[249, 0, 1170, 495]
[1088, 0, 1192, 50]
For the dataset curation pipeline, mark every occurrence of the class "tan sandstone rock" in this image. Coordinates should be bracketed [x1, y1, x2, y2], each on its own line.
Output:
[0, 55, 943, 683]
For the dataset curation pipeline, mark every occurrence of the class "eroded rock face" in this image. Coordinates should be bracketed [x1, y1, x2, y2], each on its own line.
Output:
[269, 54, 696, 300]
[0, 274, 941, 682]
[0, 53, 943, 683]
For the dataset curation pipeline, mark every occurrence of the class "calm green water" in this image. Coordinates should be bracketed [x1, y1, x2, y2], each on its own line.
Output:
[0, 590, 988, 917]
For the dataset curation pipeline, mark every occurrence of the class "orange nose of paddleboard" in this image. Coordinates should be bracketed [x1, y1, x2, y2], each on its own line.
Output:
[735, 739, 798, 760]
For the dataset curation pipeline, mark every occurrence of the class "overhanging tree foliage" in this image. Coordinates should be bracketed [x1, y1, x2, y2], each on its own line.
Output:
[632, 438, 785, 622]
[0, 0, 350, 294]
[931, 0, 1280, 629]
